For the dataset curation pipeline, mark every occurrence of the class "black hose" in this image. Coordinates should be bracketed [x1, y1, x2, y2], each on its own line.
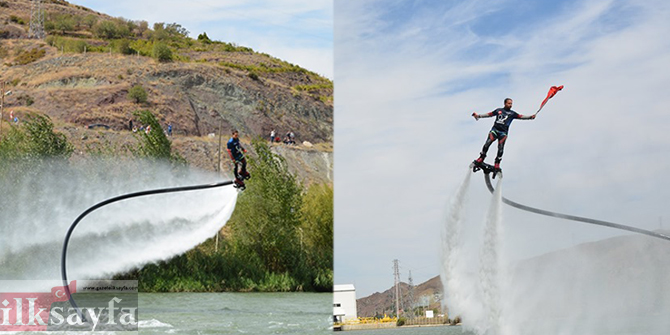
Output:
[483, 173, 670, 242]
[61, 180, 234, 321]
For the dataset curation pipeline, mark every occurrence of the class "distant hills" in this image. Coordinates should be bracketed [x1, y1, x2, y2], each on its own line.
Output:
[357, 229, 670, 319]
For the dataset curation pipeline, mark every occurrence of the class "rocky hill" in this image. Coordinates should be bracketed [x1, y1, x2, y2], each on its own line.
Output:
[357, 276, 443, 318]
[0, 0, 332, 183]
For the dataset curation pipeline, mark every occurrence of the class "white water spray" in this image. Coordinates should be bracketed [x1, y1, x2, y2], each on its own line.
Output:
[440, 168, 473, 320]
[477, 177, 503, 335]
[0, 159, 237, 286]
[442, 173, 505, 335]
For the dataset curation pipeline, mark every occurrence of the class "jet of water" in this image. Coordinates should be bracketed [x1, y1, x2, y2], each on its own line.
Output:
[0, 158, 237, 286]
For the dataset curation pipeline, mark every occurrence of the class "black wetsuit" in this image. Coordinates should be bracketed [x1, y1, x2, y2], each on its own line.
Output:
[478, 108, 526, 164]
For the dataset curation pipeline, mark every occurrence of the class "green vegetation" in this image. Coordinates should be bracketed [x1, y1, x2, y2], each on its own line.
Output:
[294, 82, 333, 92]
[152, 42, 173, 62]
[0, 113, 73, 164]
[8, 7, 325, 84]
[14, 48, 46, 65]
[46, 36, 87, 53]
[117, 139, 333, 292]
[9, 15, 25, 25]
[128, 84, 148, 103]
[197, 32, 211, 44]
[131, 110, 186, 166]
[17, 94, 35, 106]
[46, 13, 77, 34]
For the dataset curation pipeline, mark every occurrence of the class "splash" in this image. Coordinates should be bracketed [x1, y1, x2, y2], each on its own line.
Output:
[477, 177, 503, 335]
[442, 173, 504, 335]
[0, 158, 237, 285]
[440, 168, 473, 321]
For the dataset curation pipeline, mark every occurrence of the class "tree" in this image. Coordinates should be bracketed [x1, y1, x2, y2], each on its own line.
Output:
[128, 84, 147, 103]
[52, 14, 76, 34]
[131, 110, 185, 165]
[300, 183, 333, 290]
[228, 139, 304, 275]
[165, 23, 189, 38]
[152, 42, 173, 62]
[93, 20, 119, 39]
[197, 32, 211, 44]
[0, 113, 73, 162]
[82, 14, 98, 29]
[114, 39, 133, 55]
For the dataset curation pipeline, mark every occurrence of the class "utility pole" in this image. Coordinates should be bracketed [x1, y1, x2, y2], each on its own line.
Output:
[29, 0, 45, 39]
[217, 119, 222, 173]
[393, 259, 400, 318]
[407, 270, 415, 318]
[215, 119, 223, 253]
[0, 81, 5, 139]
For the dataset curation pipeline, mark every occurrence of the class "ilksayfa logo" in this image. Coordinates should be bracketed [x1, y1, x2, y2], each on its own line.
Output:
[0, 280, 138, 331]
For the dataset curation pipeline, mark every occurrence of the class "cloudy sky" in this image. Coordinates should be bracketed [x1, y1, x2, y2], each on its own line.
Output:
[334, 0, 670, 297]
[69, 0, 333, 79]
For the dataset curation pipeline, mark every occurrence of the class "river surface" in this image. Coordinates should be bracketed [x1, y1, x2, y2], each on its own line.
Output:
[138, 292, 331, 334]
[341, 326, 472, 335]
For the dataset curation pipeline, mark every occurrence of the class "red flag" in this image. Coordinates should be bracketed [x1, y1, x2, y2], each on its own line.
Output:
[539, 85, 563, 109]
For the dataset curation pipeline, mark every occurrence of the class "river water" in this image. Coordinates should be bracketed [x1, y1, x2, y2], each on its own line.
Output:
[138, 292, 331, 334]
[343, 325, 474, 335]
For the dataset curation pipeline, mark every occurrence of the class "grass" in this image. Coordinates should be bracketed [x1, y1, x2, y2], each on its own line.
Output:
[14, 48, 46, 65]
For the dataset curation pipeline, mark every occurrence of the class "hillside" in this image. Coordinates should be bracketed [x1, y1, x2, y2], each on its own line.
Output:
[357, 276, 443, 318]
[1, 0, 332, 183]
[357, 229, 670, 318]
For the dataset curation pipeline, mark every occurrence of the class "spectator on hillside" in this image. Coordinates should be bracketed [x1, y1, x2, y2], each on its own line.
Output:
[168, 123, 173, 136]
[270, 129, 276, 143]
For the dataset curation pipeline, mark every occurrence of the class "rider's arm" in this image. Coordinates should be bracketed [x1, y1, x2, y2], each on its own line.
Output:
[472, 111, 496, 120]
[516, 114, 536, 120]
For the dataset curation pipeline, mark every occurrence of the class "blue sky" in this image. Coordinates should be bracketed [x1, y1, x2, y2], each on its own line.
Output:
[69, 0, 333, 79]
[334, 0, 670, 298]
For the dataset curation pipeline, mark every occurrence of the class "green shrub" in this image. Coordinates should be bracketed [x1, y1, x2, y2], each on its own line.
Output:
[0, 113, 73, 161]
[17, 94, 34, 106]
[197, 32, 211, 44]
[9, 15, 25, 25]
[93, 20, 130, 39]
[152, 42, 172, 62]
[128, 85, 147, 103]
[111, 38, 133, 55]
[47, 13, 76, 34]
[46, 36, 87, 53]
[14, 48, 46, 65]
[397, 317, 406, 326]
[131, 110, 185, 165]
[82, 14, 98, 29]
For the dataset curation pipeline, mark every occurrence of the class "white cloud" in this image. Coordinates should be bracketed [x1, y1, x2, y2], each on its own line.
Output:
[335, 0, 670, 297]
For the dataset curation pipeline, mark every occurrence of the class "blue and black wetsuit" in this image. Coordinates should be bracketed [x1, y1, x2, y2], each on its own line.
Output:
[227, 137, 248, 180]
[477, 107, 532, 165]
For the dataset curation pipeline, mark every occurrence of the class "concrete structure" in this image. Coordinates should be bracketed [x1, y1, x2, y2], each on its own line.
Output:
[334, 284, 357, 322]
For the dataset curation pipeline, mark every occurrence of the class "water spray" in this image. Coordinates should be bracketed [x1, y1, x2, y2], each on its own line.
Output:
[61, 180, 234, 321]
